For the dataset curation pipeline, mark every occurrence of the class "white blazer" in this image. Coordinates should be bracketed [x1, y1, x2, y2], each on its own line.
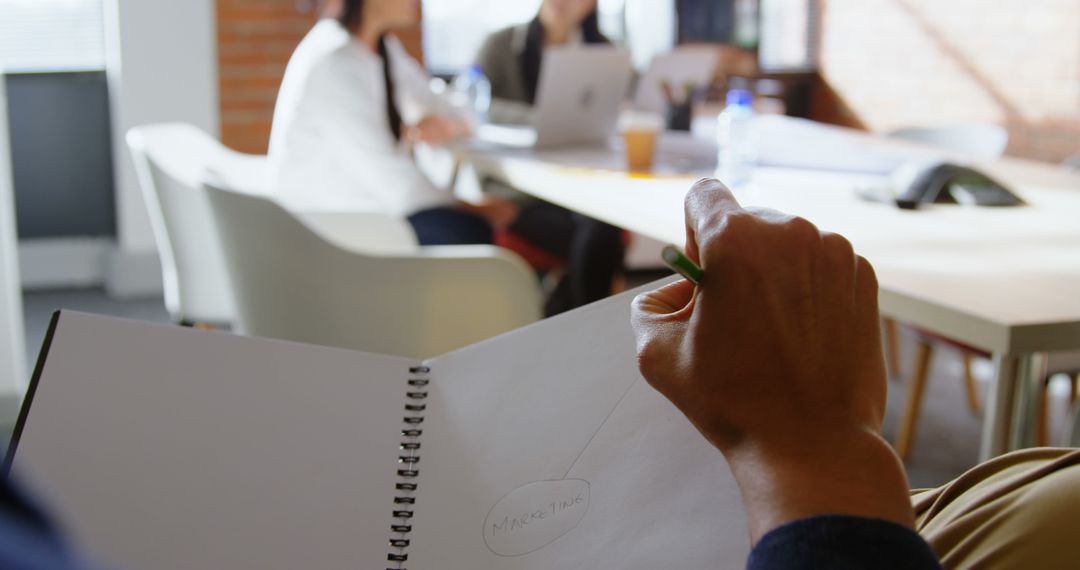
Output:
[269, 19, 454, 217]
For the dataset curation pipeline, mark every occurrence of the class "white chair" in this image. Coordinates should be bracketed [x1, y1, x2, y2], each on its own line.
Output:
[888, 124, 1009, 160]
[204, 183, 543, 359]
[127, 123, 269, 326]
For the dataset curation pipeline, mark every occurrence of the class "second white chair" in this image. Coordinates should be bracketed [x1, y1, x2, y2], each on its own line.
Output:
[127, 123, 269, 327]
[205, 183, 543, 359]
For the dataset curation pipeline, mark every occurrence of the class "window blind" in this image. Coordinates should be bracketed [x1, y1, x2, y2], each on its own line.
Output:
[0, 0, 106, 72]
[759, 0, 819, 72]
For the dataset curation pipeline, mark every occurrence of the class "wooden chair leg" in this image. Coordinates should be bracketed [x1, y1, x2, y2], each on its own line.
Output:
[962, 353, 981, 414]
[895, 341, 934, 461]
[883, 318, 901, 380]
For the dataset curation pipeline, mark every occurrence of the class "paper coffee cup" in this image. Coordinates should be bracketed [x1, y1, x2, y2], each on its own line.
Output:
[619, 112, 665, 173]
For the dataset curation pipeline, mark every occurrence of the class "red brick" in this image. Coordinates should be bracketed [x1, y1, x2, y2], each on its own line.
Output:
[216, 0, 424, 152]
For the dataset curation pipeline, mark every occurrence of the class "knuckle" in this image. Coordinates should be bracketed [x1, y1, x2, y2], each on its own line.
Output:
[785, 215, 820, 240]
[685, 178, 733, 217]
[699, 211, 752, 261]
[857, 255, 879, 286]
[822, 231, 855, 259]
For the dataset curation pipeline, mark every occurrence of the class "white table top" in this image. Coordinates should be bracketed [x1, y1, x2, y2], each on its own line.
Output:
[459, 121, 1080, 355]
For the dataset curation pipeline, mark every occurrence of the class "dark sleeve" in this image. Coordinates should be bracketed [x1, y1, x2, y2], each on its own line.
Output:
[473, 28, 534, 125]
[473, 31, 502, 84]
[0, 475, 100, 570]
[747, 516, 942, 570]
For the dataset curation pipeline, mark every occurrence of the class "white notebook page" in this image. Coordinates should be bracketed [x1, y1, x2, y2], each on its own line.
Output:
[12, 311, 413, 570]
[412, 284, 749, 569]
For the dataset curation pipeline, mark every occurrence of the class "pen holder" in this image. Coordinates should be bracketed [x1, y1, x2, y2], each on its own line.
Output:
[666, 102, 692, 132]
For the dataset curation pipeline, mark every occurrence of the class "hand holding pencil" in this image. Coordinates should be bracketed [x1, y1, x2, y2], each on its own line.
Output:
[632, 178, 911, 544]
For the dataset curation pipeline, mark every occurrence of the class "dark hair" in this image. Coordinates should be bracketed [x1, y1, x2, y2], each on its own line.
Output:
[337, 0, 403, 141]
[521, 10, 609, 104]
[337, 0, 364, 32]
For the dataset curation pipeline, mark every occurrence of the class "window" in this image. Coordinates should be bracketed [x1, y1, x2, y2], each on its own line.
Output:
[0, 0, 106, 72]
[759, 0, 818, 71]
[422, 0, 631, 75]
[422, 0, 540, 74]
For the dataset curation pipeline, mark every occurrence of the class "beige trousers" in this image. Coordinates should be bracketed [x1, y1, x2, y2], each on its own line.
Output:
[913, 448, 1080, 569]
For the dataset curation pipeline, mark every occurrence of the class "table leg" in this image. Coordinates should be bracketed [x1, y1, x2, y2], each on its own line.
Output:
[1010, 353, 1048, 450]
[981, 353, 1045, 460]
[981, 354, 1019, 460]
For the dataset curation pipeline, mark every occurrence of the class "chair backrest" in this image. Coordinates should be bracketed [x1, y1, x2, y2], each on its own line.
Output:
[888, 124, 1009, 160]
[205, 184, 542, 358]
[126, 123, 263, 324]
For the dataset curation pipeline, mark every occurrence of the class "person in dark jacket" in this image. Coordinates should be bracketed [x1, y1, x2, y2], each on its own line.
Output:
[474, 0, 626, 316]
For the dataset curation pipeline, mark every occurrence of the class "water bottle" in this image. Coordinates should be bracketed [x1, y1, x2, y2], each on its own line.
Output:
[452, 64, 492, 127]
[715, 89, 758, 188]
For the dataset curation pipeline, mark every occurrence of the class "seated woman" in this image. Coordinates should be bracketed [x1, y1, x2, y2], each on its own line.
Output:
[268, 0, 516, 246]
[475, 0, 627, 316]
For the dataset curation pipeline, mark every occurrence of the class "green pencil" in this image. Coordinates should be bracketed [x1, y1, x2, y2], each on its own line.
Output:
[661, 245, 703, 285]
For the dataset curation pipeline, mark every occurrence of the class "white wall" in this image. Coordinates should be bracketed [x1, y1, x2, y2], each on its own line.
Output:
[0, 73, 28, 422]
[625, 0, 675, 70]
[103, 0, 218, 297]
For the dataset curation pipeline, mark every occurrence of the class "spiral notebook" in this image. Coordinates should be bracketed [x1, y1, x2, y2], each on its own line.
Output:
[7, 284, 749, 569]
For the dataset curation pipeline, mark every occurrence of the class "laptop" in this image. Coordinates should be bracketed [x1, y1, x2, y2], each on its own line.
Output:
[476, 45, 633, 148]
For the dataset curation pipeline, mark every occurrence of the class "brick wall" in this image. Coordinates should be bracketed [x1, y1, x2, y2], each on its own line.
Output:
[217, 0, 423, 154]
[818, 0, 1080, 163]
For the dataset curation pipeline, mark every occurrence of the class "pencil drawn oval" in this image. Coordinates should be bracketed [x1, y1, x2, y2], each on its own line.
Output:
[483, 479, 591, 557]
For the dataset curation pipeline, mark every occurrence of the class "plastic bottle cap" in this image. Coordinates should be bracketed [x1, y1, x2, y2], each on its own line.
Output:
[726, 89, 753, 107]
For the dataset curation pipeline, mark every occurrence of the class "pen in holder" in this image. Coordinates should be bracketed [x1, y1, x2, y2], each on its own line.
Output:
[660, 80, 700, 132]
[666, 102, 693, 132]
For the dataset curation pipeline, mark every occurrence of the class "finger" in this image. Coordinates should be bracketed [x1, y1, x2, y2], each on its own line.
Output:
[684, 178, 743, 265]
[854, 255, 880, 316]
[632, 279, 696, 317]
[631, 281, 694, 387]
[821, 230, 856, 280]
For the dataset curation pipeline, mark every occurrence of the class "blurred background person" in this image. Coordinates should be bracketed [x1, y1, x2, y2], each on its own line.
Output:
[269, 0, 517, 246]
[474, 0, 626, 315]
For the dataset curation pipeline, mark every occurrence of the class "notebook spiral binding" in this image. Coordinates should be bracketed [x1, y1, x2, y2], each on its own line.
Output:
[387, 365, 430, 569]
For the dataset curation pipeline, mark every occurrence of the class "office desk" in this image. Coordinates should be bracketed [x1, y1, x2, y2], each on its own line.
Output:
[456, 124, 1080, 459]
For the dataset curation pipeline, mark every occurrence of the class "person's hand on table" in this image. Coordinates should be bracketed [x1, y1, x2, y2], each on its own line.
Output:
[631, 178, 913, 543]
[406, 114, 471, 147]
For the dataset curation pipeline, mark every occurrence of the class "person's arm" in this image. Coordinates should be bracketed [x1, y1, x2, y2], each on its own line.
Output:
[474, 30, 535, 126]
[0, 477, 96, 569]
[631, 179, 940, 568]
[385, 35, 471, 143]
[747, 516, 940, 569]
[303, 55, 453, 217]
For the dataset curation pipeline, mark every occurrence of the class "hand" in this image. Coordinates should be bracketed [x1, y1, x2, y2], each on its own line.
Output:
[472, 198, 520, 232]
[457, 198, 519, 232]
[405, 115, 470, 146]
[632, 178, 912, 541]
